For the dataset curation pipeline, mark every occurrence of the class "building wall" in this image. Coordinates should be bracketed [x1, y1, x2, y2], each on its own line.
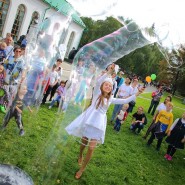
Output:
[2, 0, 84, 55]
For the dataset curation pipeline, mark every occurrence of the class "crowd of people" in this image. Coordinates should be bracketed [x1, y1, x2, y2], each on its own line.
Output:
[64, 63, 185, 179]
[0, 33, 184, 181]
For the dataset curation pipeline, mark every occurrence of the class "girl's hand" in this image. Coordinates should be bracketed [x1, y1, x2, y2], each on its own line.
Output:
[135, 87, 145, 96]
[181, 138, 185, 143]
[167, 131, 171, 137]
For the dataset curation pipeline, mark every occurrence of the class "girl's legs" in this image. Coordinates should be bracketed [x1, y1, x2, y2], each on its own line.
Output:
[147, 132, 155, 146]
[78, 137, 88, 164]
[167, 145, 177, 157]
[75, 139, 97, 178]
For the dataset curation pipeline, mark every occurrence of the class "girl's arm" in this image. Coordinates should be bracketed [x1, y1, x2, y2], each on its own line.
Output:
[167, 113, 174, 133]
[170, 118, 179, 130]
[167, 118, 179, 136]
[15, 106, 22, 114]
[111, 95, 136, 105]
[27, 106, 33, 113]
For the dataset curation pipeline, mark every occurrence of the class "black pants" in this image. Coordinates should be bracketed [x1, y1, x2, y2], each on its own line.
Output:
[147, 132, 164, 149]
[49, 82, 59, 101]
[3, 108, 23, 130]
[144, 121, 155, 138]
[42, 85, 53, 104]
[148, 99, 159, 115]
[132, 123, 144, 134]
[167, 145, 176, 156]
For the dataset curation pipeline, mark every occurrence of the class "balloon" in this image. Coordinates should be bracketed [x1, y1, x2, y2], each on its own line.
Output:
[146, 76, 151, 83]
[151, 74, 157, 80]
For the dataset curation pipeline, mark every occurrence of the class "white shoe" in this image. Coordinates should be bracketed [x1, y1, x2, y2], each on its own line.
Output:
[48, 106, 52, 109]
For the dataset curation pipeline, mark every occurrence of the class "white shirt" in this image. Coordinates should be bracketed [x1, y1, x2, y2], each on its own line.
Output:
[118, 83, 132, 98]
[117, 110, 126, 120]
[131, 85, 138, 95]
[49, 71, 58, 85]
[156, 103, 166, 112]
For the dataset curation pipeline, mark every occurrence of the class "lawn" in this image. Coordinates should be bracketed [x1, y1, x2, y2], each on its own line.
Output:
[0, 92, 184, 185]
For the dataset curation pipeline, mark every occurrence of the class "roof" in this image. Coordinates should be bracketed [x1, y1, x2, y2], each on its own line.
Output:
[43, 0, 86, 28]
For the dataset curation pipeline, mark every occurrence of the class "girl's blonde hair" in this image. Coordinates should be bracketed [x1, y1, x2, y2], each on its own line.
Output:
[123, 104, 129, 109]
[96, 82, 112, 109]
[138, 106, 144, 111]
[166, 102, 173, 107]
[0, 42, 7, 48]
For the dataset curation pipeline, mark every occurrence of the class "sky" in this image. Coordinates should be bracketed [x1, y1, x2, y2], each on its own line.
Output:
[68, 0, 185, 49]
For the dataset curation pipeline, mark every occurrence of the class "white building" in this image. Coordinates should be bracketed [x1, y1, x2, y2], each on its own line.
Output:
[0, 0, 86, 57]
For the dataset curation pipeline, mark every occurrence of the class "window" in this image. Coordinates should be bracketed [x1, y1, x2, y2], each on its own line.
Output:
[65, 31, 75, 57]
[27, 11, 39, 34]
[0, 0, 10, 37]
[11, 4, 25, 41]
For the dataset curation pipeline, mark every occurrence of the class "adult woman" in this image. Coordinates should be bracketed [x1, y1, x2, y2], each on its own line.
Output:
[65, 67, 144, 179]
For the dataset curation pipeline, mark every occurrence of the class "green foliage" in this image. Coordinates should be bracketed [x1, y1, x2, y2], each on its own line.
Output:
[116, 43, 164, 78]
[0, 94, 185, 185]
[80, 16, 122, 47]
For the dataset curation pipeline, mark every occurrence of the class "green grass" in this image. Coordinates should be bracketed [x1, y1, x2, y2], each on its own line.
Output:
[0, 93, 185, 185]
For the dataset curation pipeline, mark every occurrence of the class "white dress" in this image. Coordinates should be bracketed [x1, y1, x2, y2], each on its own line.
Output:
[65, 74, 136, 144]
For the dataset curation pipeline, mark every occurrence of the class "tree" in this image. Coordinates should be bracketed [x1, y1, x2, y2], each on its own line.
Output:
[80, 16, 122, 47]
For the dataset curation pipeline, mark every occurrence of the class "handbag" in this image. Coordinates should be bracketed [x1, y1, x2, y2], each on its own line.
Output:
[129, 100, 136, 106]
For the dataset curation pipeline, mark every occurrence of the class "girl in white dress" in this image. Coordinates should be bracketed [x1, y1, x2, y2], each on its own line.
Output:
[65, 66, 144, 179]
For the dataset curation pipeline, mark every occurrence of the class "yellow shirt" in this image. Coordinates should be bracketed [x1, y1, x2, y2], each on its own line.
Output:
[155, 110, 173, 133]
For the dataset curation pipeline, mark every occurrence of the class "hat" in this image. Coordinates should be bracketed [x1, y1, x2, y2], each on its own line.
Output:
[103, 77, 113, 85]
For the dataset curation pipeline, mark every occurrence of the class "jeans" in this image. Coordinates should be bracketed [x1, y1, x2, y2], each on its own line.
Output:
[114, 118, 122, 132]
[148, 99, 159, 115]
[111, 104, 123, 121]
[50, 95, 61, 107]
[75, 80, 86, 104]
[3, 109, 23, 130]
[131, 122, 144, 133]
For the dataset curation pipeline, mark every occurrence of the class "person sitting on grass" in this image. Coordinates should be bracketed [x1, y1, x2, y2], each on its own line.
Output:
[147, 102, 173, 151]
[164, 112, 185, 161]
[113, 103, 129, 132]
[1, 84, 32, 136]
[48, 80, 66, 109]
[130, 106, 146, 134]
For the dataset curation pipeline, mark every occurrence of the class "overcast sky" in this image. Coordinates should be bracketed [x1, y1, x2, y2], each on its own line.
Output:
[68, 0, 185, 48]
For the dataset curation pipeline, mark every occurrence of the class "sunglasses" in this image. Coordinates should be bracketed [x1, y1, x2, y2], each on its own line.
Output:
[15, 50, 21, 53]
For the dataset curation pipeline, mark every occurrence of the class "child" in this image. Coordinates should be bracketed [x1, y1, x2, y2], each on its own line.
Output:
[164, 112, 185, 161]
[65, 66, 144, 179]
[0, 42, 7, 64]
[113, 103, 129, 132]
[130, 106, 146, 134]
[48, 80, 66, 109]
[0, 64, 8, 113]
[42, 64, 58, 104]
[147, 102, 173, 151]
[1, 85, 32, 136]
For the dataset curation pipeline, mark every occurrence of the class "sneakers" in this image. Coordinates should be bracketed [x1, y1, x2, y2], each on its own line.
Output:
[0, 105, 6, 114]
[167, 156, 173, 161]
[164, 154, 173, 161]
[48, 106, 52, 109]
[164, 154, 169, 159]
[19, 129, 25, 136]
